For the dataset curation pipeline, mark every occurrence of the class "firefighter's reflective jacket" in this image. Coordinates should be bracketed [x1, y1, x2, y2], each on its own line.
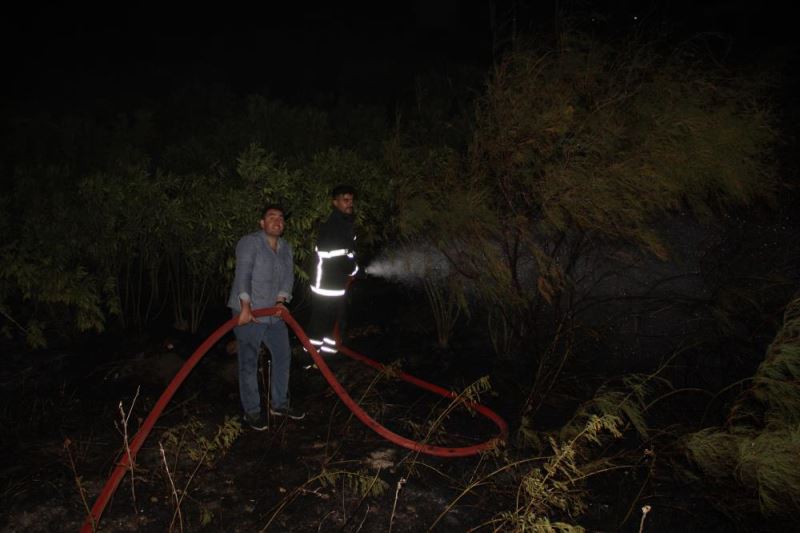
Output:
[310, 209, 358, 297]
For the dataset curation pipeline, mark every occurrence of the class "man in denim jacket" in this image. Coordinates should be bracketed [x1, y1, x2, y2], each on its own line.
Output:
[228, 203, 305, 429]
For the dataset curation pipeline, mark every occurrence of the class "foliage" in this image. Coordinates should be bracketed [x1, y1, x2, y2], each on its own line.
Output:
[730, 291, 800, 428]
[317, 468, 389, 498]
[305, 147, 393, 254]
[496, 414, 623, 531]
[159, 416, 243, 469]
[0, 89, 396, 344]
[685, 293, 800, 518]
[394, 32, 779, 358]
[560, 373, 663, 442]
[737, 426, 800, 514]
[3, 31, 779, 352]
[0, 244, 105, 348]
[401, 376, 495, 452]
[422, 274, 467, 349]
[261, 466, 389, 531]
[470, 34, 776, 244]
[153, 416, 242, 531]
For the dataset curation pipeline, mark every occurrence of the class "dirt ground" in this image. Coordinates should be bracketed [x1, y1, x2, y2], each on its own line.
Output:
[0, 314, 517, 533]
[2, 275, 793, 532]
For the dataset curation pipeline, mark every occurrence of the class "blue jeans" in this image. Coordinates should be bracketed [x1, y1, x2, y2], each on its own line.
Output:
[232, 317, 291, 416]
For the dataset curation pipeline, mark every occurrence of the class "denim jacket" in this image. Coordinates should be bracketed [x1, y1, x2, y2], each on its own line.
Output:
[227, 231, 294, 322]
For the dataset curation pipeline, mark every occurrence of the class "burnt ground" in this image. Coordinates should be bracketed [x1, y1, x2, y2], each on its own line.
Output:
[0, 281, 518, 533]
[1, 275, 797, 533]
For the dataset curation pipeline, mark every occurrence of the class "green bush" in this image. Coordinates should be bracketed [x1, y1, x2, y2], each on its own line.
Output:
[394, 33, 779, 357]
[0, 90, 398, 345]
[686, 293, 800, 518]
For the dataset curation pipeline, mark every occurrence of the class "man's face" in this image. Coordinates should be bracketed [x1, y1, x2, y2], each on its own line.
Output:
[259, 209, 285, 238]
[332, 193, 355, 215]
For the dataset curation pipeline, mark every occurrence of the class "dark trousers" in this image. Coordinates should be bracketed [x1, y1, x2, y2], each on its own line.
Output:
[307, 292, 346, 352]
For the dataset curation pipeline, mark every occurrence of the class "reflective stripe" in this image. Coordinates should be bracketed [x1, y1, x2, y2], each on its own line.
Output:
[350, 264, 359, 277]
[314, 254, 325, 292]
[323, 337, 336, 345]
[311, 286, 346, 297]
[311, 245, 354, 296]
[320, 345, 338, 354]
[310, 339, 324, 346]
[316, 247, 350, 258]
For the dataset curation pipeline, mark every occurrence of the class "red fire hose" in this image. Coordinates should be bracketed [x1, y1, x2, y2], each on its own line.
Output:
[81, 307, 508, 532]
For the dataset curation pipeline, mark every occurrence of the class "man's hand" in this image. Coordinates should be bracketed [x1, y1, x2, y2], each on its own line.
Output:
[237, 301, 254, 326]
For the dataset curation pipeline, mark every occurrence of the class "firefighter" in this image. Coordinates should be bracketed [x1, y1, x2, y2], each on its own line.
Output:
[307, 185, 358, 356]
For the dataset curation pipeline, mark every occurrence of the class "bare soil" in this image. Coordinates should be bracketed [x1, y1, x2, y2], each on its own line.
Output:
[0, 311, 515, 532]
[1, 277, 792, 532]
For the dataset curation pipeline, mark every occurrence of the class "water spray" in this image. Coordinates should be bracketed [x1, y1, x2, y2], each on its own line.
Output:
[364, 244, 450, 284]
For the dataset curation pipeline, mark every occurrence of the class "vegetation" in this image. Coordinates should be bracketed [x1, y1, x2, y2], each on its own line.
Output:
[1, 26, 797, 532]
[1, 93, 394, 343]
[685, 292, 800, 518]
[394, 33, 779, 357]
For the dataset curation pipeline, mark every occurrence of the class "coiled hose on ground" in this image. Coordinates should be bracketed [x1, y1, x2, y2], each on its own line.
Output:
[81, 306, 508, 532]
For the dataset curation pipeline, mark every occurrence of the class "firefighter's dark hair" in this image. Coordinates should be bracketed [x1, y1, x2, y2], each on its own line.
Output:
[331, 184, 355, 198]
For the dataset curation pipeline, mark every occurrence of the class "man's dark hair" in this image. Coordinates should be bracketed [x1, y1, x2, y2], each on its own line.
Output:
[261, 203, 286, 218]
[331, 184, 355, 198]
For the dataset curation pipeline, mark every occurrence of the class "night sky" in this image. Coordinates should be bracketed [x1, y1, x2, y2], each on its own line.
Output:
[3, 1, 798, 112]
[3, 3, 491, 108]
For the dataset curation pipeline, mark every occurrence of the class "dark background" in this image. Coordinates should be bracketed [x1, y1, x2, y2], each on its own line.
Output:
[3, 1, 798, 111]
[1, 4, 799, 532]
